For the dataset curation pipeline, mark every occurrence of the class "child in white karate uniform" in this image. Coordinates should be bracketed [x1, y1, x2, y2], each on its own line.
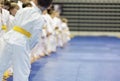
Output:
[0, 2, 11, 37]
[61, 18, 71, 45]
[53, 11, 63, 47]
[42, 9, 57, 55]
[0, 0, 52, 81]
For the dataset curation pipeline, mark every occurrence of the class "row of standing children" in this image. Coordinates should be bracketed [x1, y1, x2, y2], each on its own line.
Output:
[0, 0, 71, 80]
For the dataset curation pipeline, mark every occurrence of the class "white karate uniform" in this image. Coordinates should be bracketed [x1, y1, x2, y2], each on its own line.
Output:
[9, 15, 15, 30]
[61, 22, 71, 44]
[31, 27, 47, 58]
[43, 14, 57, 54]
[0, 9, 11, 37]
[30, 35, 43, 59]
[17, 1, 23, 9]
[53, 17, 63, 47]
[41, 25, 49, 55]
[0, 4, 45, 81]
[30, 1, 45, 58]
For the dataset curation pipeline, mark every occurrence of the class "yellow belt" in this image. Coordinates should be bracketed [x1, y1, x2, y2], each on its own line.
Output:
[13, 26, 31, 38]
[2, 25, 7, 31]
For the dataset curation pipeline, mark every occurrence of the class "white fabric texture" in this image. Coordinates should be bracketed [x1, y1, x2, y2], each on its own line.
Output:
[0, 3, 44, 81]
[0, 9, 11, 37]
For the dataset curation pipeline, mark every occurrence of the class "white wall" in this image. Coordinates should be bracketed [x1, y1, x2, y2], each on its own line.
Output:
[71, 31, 120, 38]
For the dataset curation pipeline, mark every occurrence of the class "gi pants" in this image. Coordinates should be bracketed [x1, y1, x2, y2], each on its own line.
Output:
[0, 37, 31, 81]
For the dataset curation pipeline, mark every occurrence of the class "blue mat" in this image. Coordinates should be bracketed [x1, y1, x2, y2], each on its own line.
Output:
[7, 36, 120, 81]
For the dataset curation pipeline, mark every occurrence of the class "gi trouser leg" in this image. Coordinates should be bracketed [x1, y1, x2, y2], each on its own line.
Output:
[0, 37, 31, 81]
[12, 44, 31, 81]
[0, 39, 12, 81]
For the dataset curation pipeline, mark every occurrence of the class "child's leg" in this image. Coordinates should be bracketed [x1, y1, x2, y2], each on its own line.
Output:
[0, 39, 12, 81]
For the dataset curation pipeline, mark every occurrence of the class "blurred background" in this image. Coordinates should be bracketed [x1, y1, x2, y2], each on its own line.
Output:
[53, 0, 120, 37]
[7, 0, 120, 37]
